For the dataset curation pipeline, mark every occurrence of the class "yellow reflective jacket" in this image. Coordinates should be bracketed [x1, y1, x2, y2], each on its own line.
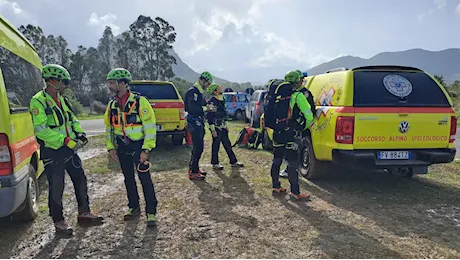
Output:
[104, 92, 157, 151]
[29, 90, 84, 150]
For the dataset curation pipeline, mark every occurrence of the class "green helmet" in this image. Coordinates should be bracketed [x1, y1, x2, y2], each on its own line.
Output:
[285, 70, 301, 83]
[106, 68, 132, 82]
[42, 64, 71, 81]
[295, 70, 304, 79]
[207, 83, 220, 94]
[200, 71, 213, 83]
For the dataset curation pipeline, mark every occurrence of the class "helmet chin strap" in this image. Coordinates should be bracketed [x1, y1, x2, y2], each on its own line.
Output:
[48, 80, 62, 90]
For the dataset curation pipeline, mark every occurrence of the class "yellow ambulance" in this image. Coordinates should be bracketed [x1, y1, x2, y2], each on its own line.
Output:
[0, 15, 44, 220]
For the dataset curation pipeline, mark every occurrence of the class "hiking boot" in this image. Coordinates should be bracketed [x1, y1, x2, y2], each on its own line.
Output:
[279, 168, 288, 178]
[199, 169, 208, 176]
[231, 162, 244, 168]
[124, 207, 141, 220]
[78, 212, 104, 224]
[188, 171, 206, 180]
[289, 192, 311, 201]
[272, 187, 287, 194]
[54, 220, 73, 235]
[212, 164, 224, 170]
[146, 214, 157, 227]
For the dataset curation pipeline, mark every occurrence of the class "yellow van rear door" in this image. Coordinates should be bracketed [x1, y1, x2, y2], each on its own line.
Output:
[352, 70, 454, 151]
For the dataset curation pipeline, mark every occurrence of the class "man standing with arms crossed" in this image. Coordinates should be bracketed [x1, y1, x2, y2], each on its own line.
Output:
[104, 68, 158, 226]
[30, 64, 103, 235]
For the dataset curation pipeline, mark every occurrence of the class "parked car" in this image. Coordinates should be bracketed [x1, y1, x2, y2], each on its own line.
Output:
[223, 92, 250, 120]
[262, 65, 457, 180]
[129, 80, 186, 145]
[245, 90, 267, 128]
[0, 15, 45, 221]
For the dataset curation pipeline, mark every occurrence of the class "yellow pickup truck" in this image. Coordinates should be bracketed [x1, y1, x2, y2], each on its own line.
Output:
[261, 66, 457, 180]
[129, 80, 186, 145]
[0, 15, 44, 220]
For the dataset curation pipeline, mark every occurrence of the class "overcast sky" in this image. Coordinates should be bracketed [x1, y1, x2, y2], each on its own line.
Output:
[1, 0, 460, 82]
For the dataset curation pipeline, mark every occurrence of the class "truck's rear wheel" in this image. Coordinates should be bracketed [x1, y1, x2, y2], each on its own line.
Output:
[300, 138, 332, 180]
[14, 165, 39, 221]
[235, 110, 244, 121]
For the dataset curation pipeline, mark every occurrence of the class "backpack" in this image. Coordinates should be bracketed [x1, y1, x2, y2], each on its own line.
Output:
[233, 126, 262, 149]
[263, 79, 293, 131]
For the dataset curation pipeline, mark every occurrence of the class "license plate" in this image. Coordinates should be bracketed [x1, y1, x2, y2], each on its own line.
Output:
[156, 125, 162, 130]
[378, 151, 411, 160]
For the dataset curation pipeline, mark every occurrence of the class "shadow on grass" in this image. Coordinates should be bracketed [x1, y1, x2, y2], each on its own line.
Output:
[275, 195, 402, 258]
[192, 169, 259, 229]
[300, 164, 460, 255]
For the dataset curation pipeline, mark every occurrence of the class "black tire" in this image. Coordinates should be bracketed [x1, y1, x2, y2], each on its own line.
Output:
[250, 115, 260, 128]
[14, 165, 39, 221]
[234, 110, 243, 121]
[299, 137, 332, 180]
[262, 129, 273, 151]
[172, 134, 184, 146]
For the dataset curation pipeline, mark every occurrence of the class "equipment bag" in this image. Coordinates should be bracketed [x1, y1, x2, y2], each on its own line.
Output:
[263, 79, 293, 131]
[233, 126, 262, 149]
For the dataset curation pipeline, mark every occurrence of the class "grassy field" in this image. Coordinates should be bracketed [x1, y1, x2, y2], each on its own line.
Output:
[3, 121, 460, 258]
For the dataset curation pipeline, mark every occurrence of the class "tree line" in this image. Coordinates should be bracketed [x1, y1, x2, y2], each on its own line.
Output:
[18, 15, 255, 115]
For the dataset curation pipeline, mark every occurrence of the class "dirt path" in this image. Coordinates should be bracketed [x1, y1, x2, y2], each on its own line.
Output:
[1, 125, 460, 258]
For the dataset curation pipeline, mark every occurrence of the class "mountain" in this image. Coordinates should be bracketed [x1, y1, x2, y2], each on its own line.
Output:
[170, 50, 229, 84]
[307, 48, 460, 83]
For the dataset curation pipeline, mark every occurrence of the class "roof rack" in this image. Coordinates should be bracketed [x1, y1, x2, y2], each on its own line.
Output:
[352, 65, 423, 72]
[325, 67, 348, 73]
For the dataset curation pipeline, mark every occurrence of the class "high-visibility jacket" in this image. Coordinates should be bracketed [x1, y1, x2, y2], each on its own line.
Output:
[104, 92, 157, 151]
[29, 90, 84, 150]
[290, 91, 314, 130]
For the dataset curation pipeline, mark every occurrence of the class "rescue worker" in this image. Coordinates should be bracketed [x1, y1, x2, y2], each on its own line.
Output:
[280, 70, 316, 178]
[30, 64, 103, 235]
[184, 72, 215, 180]
[271, 70, 314, 200]
[206, 83, 244, 170]
[104, 68, 158, 226]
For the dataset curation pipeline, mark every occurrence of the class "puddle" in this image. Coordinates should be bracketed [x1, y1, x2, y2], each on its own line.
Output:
[78, 148, 106, 160]
[426, 205, 460, 228]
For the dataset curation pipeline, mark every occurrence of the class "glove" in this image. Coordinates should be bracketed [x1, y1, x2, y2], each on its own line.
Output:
[77, 133, 88, 143]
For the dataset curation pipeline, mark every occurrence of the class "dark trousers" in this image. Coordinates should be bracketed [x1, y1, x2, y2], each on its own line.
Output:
[270, 129, 300, 195]
[187, 118, 205, 173]
[45, 151, 90, 223]
[116, 138, 158, 215]
[211, 127, 237, 165]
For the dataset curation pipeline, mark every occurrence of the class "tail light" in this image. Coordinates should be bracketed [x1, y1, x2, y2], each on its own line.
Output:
[450, 116, 457, 143]
[0, 134, 13, 176]
[179, 102, 186, 120]
[232, 95, 237, 108]
[255, 102, 261, 115]
[335, 116, 354, 144]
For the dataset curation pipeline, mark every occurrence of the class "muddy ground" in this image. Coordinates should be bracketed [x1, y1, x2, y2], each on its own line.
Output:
[1, 122, 460, 259]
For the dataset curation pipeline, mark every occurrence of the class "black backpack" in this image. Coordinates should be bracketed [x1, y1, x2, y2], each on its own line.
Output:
[263, 79, 293, 131]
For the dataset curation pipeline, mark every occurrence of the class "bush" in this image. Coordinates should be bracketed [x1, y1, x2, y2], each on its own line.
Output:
[448, 91, 458, 98]
[91, 100, 107, 114]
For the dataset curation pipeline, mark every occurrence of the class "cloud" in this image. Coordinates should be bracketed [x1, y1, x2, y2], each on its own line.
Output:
[0, 0, 25, 16]
[434, 0, 446, 9]
[456, 2, 460, 16]
[87, 12, 121, 36]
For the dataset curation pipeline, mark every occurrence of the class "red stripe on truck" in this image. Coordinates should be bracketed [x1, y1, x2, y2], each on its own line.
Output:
[336, 107, 455, 114]
[150, 102, 184, 109]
